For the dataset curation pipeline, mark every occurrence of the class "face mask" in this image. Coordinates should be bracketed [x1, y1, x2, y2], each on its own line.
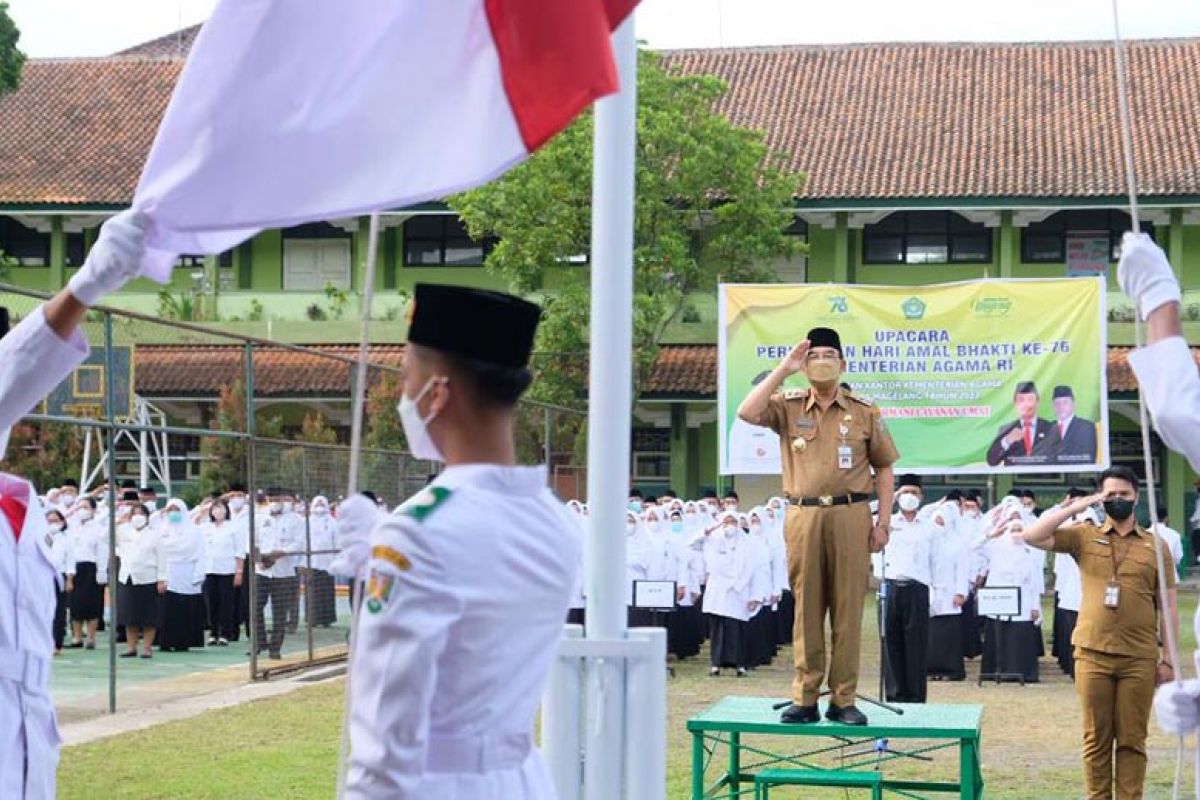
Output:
[807, 358, 841, 387]
[1103, 497, 1135, 522]
[723, 524, 737, 535]
[750, 523, 762, 533]
[293, 502, 305, 514]
[229, 497, 246, 512]
[141, 499, 157, 511]
[898, 494, 921, 512]
[167, 511, 184, 525]
[313, 506, 328, 516]
[723, 503, 738, 513]
[61, 493, 78, 505]
[269, 502, 282, 515]
[628, 500, 643, 513]
[213, 508, 227, 521]
[131, 515, 148, 530]
[79, 509, 94, 522]
[48, 522, 64, 533]
[670, 520, 684, 533]
[397, 377, 446, 463]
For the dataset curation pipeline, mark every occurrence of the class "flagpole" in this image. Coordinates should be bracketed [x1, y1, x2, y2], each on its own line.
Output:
[584, 14, 637, 800]
[336, 211, 381, 799]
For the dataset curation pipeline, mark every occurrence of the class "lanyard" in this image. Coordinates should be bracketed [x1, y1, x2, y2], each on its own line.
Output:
[1108, 531, 1136, 581]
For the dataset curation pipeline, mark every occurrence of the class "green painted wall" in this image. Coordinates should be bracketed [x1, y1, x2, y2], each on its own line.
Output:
[696, 421, 718, 493]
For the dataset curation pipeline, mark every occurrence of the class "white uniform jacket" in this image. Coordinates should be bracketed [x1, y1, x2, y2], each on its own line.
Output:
[0, 478, 61, 799]
[345, 465, 578, 800]
[929, 532, 971, 617]
[0, 306, 89, 435]
[1128, 336, 1200, 472]
[202, 520, 245, 576]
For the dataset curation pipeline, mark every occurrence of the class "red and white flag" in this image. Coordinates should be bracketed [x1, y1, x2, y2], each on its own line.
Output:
[134, 0, 638, 281]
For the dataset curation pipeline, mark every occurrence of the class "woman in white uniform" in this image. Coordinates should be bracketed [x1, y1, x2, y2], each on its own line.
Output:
[743, 507, 776, 668]
[199, 497, 243, 645]
[44, 509, 75, 656]
[980, 501, 1045, 683]
[307, 495, 339, 628]
[116, 503, 167, 658]
[158, 500, 208, 652]
[67, 496, 108, 649]
[926, 502, 971, 681]
[701, 511, 758, 677]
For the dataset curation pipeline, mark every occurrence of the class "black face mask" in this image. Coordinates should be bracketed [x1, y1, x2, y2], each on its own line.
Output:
[1103, 497, 1136, 522]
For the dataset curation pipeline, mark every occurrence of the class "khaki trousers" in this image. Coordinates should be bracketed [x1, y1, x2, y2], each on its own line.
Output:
[1075, 648, 1156, 800]
[785, 503, 871, 707]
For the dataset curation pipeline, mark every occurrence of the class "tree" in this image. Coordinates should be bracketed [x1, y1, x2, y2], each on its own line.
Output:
[0, 422, 83, 492]
[453, 49, 804, 413]
[0, 2, 24, 95]
[198, 380, 248, 496]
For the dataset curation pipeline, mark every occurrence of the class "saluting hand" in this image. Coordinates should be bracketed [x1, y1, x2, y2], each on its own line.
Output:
[781, 340, 811, 376]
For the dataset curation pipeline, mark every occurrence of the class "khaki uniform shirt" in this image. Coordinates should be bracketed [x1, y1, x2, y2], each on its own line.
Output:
[745, 387, 900, 498]
[1051, 520, 1175, 660]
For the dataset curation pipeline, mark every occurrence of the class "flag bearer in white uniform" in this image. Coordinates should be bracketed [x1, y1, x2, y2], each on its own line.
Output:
[335, 284, 577, 800]
[0, 211, 148, 798]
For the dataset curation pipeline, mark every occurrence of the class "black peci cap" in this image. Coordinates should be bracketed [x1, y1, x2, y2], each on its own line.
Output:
[1053, 386, 1074, 400]
[806, 327, 842, 355]
[1015, 381, 1038, 396]
[408, 284, 541, 369]
[897, 474, 922, 489]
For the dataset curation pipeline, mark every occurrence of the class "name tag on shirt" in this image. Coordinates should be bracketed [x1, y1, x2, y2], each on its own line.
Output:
[1104, 581, 1120, 608]
[838, 446, 852, 469]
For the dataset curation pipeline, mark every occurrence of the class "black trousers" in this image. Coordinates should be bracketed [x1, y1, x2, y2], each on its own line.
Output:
[883, 580, 930, 703]
[53, 575, 68, 650]
[254, 575, 298, 654]
[204, 574, 238, 640]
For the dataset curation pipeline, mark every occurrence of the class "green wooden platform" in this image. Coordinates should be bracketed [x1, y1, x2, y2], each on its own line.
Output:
[687, 696, 984, 799]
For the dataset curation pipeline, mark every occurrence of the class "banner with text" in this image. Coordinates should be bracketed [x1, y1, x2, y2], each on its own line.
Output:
[719, 279, 1108, 475]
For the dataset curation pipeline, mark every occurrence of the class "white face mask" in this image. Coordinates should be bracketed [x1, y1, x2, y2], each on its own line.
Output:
[48, 522, 64, 533]
[79, 509, 94, 522]
[723, 524, 737, 535]
[750, 523, 762, 533]
[269, 502, 283, 515]
[397, 377, 445, 463]
[898, 493, 921, 512]
[313, 506, 328, 516]
[131, 515, 148, 530]
[229, 497, 246, 512]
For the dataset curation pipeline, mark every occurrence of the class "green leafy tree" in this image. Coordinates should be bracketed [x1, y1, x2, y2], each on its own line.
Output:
[0, 422, 84, 492]
[0, 2, 24, 95]
[453, 50, 804, 415]
[199, 380, 248, 495]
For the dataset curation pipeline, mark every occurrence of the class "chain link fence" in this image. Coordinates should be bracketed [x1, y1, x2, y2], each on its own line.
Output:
[0, 283, 584, 718]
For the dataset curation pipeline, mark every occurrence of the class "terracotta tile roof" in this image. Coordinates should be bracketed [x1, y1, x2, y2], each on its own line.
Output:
[645, 344, 1200, 397]
[0, 58, 183, 206]
[661, 39, 1200, 200]
[134, 345, 403, 397]
[115, 25, 201, 58]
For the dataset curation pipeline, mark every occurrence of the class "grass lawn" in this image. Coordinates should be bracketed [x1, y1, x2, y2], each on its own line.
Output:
[59, 593, 1200, 799]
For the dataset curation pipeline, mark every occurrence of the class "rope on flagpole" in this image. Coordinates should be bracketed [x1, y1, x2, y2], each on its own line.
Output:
[1108, 4, 1188, 796]
[335, 211, 382, 799]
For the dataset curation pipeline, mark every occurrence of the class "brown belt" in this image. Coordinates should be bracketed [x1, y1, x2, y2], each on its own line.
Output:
[786, 492, 871, 508]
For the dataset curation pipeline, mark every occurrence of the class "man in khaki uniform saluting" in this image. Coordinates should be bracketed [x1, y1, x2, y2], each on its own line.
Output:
[1019, 465, 1177, 800]
[738, 327, 899, 725]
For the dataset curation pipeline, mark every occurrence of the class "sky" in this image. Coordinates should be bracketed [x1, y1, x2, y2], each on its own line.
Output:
[6, 0, 1200, 58]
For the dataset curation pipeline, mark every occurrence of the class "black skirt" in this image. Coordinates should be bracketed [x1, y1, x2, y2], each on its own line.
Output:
[960, 594, 983, 659]
[307, 569, 338, 627]
[70, 562, 104, 622]
[117, 581, 161, 629]
[158, 591, 207, 651]
[667, 603, 703, 659]
[980, 618, 1040, 682]
[927, 615, 966, 680]
[708, 614, 748, 669]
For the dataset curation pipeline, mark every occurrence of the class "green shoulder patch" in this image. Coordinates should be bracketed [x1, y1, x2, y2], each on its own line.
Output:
[398, 486, 453, 523]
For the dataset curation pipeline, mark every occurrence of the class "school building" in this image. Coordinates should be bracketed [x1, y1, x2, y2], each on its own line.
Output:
[0, 29, 1197, 528]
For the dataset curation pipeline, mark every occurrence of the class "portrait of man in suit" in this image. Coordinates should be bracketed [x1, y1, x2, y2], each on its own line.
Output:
[986, 381, 1056, 466]
[1049, 385, 1098, 464]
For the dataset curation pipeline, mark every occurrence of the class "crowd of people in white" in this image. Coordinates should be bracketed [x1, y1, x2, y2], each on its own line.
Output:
[37, 481, 346, 660]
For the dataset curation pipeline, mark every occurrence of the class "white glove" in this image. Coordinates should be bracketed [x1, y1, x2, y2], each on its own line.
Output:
[1117, 232, 1182, 320]
[1154, 679, 1200, 735]
[66, 210, 150, 306]
[328, 494, 383, 579]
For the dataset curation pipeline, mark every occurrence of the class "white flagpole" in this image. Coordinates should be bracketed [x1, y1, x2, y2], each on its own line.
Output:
[336, 211, 381, 799]
[583, 14, 637, 799]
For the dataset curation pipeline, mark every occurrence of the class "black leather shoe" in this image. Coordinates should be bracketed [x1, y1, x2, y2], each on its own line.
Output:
[779, 703, 820, 724]
[825, 704, 868, 726]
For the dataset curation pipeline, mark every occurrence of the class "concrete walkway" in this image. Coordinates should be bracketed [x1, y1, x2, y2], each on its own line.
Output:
[60, 660, 347, 746]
